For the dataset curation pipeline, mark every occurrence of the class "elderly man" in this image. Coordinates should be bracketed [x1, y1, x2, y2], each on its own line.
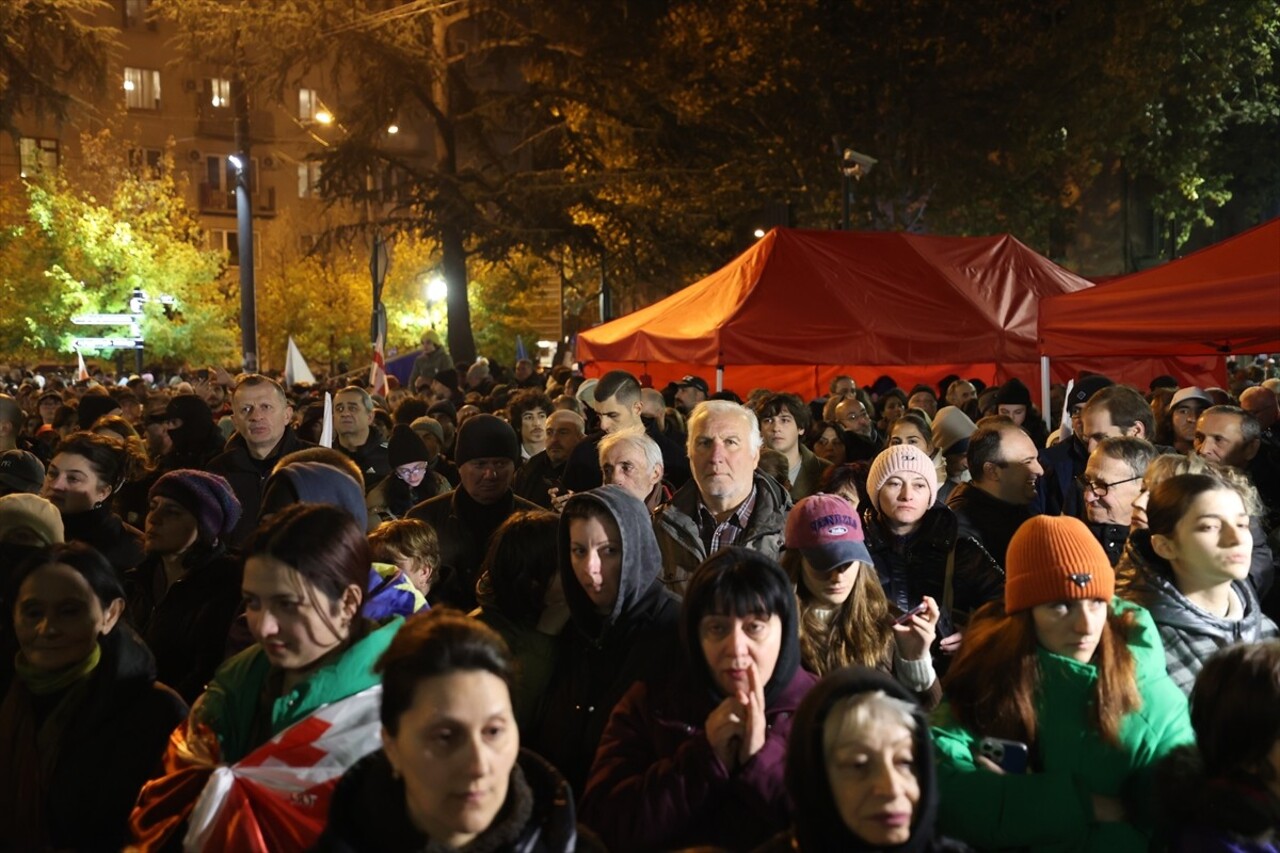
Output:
[947, 419, 1043, 569]
[755, 392, 828, 500]
[945, 379, 977, 411]
[599, 426, 667, 510]
[513, 409, 584, 509]
[407, 414, 538, 610]
[207, 374, 315, 544]
[1241, 386, 1280, 434]
[833, 392, 881, 461]
[561, 370, 690, 493]
[333, 385, 390, 487]
[1081, 436, 1157, 565]
[652, 400, 789, 594]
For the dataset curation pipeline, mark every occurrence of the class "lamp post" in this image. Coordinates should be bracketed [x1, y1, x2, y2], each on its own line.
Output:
[836, 142, 877, 230]
[230, 73, 257, 372]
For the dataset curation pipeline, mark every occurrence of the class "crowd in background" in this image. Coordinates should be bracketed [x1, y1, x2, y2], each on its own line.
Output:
[0, 340, 1278, 852]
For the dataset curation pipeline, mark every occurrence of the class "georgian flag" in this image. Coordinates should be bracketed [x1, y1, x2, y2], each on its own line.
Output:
[369, 333, 389, 397]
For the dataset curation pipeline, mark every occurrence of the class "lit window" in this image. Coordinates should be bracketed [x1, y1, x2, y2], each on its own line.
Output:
[297, 161, 322, 198]
[299, 88, 319, 121]
[19, 138, 59, 176]
[124, 67, 161, 110]
[206, 78, 231, 109]
[123, 0, 151, 28]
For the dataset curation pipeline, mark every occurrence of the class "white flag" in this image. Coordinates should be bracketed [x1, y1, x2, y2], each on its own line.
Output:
[319, 391, 333, 448]
[284, 336, 316, 387]
[76, 348, 89, 381]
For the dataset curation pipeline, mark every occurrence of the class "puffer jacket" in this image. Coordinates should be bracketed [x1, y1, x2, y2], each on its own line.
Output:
[1117, 530, 1278, 695]
[653, 471, 790, 596]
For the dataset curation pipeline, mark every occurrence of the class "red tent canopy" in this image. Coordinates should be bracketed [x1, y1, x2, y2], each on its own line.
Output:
[577, 228, 1222, 398]
[1038, 218, 1280, 358]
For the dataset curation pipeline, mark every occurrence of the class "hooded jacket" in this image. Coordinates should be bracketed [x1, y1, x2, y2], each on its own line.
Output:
[758, 666, 962, 853]
[0, 625, 187, 852]
[1117, 530, 1278, 695]
[931, 600, 1195, 851]
[579, 546, 816, 853]
[529, 485, 681, 795]
[653, 470, 791, 595]
[316, 748, 603, 853]
[206, 427, 315, 545]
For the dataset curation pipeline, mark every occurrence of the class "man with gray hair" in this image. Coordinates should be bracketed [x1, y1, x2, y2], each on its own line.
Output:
[652, 400, 790, 594]
[333, 385, 390, 488]
[1081, 436, 1157, 565]
[599, 426, 667, 510]
[513, 409, 584, 509]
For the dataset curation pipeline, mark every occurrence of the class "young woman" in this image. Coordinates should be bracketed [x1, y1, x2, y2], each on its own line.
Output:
[471, 510, 569, 730]
[316, 610, 601, 852]
[581, 547, 817, 852]
[932, 515, 1194, 851]
[782, 494, 941, 706]
[0, 543, 186, 850]
[860, 445, 1003, 665]
[875, 389, 908, 435]
[760, 666, 962, 852]
[40, 431, 146, 573]
[131, 503, 404, 851]
[89, 413, 155, 527]
[888, 411, 934, 455]
[124, 469, 243, 703]
[808, 420, 848, 467]
[1117, 473, 1277, 695]
[528, 486, 680, 795]
[1158, 640, 1280, 850]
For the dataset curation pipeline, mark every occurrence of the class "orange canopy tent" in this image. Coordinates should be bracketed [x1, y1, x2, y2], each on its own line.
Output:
[1038, 218, 1280, 358]
[577, 227, 1223, 400]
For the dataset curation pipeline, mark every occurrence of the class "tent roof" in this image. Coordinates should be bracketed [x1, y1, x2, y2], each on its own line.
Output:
[1038, 218, 1280, 357]
[578, 227, 1093, 366]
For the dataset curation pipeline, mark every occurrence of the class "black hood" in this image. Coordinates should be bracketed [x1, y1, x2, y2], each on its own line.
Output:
[165, 394, 221, 454]
[557, 485, 666, 641]
[679, 546, 801, 706]
[786, 666, 940, 853]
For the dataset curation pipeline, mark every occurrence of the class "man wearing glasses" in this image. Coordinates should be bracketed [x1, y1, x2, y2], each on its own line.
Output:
[833, 392, 882, 462]
[1080, 436, 1158, 565]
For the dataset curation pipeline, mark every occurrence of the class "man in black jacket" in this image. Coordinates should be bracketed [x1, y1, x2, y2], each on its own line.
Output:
[333, 385, 390, 488]
[947, 420, 1042, 570]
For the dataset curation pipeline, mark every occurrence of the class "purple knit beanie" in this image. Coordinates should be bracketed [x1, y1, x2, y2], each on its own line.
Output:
[149, 469, 242, 545]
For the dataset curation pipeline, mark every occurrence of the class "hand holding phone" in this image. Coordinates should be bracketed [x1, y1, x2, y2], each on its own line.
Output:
[893, 601, 928, 626]
[976, 736, 1029, 774]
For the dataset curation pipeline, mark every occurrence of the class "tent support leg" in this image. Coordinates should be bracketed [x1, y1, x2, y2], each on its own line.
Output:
[715, 365, 724, 393]
[1040, 356, 1052, 428]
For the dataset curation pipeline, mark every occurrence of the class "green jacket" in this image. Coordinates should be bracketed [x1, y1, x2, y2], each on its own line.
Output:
[930, 600, 1193, 852]
[192, 617, 403, 764]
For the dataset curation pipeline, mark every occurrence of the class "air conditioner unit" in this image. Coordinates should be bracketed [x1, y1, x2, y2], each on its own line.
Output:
[263, 156, 278, 170]
[187, 149, 203, 163]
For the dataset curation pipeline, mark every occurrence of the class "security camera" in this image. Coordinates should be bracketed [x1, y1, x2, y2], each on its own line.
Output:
[841, 149, 877, 179]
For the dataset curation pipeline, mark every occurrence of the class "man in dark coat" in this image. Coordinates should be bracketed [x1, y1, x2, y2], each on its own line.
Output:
[513, 409, 584, 509]
[333, 385, 390, 489]
[1036, 374, 1112, 517]
[947, 420, 1042, 570]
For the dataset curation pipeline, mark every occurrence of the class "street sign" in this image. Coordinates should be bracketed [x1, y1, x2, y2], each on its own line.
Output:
[72, 337, 142, 349]
[71, 314, 136, 325]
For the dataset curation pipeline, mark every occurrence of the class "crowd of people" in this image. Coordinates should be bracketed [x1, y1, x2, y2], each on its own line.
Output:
[0, 342, 1278, 852]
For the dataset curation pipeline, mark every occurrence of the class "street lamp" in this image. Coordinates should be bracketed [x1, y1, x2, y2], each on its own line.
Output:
[228, 149, 257, 371]
[835, 142, 877, 230]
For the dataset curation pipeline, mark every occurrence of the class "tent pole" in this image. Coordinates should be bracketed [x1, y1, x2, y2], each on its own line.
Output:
[716, 365, 724, 393]
[1040, 356, 1052, 428]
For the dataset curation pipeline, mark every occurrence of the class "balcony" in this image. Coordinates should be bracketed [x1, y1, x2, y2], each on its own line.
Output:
[199, 183, 276, 217]
[196, 100, 277, 142]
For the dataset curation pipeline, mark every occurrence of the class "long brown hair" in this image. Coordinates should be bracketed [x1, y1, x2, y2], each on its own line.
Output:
[942, 600, 1142, 749]
[782, 549, 894, 676]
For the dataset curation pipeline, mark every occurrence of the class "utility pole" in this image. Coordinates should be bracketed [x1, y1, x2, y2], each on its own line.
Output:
[232, 69, 258, 372]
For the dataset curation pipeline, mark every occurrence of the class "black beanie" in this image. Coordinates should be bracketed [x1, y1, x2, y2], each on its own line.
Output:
[453, 414, 519, 466]
[388, 424, 430, 468]
[77, 394, 121, 429]
[995, 378, 1033, 407]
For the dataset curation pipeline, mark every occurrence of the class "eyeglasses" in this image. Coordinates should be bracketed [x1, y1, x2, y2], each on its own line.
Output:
[396, 463, 428, 480]
[1076, 474, 1141, 497]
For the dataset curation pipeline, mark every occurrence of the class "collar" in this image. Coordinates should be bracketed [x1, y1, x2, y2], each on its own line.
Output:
[698, 483, 758, 527]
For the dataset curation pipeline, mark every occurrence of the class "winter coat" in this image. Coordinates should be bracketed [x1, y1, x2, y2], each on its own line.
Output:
[861, 504, 1004, 643]
[513, 448, 567, 510]
[191, 617, 403, 764]
[580, 538, 814, 853]
[61, 504, 146, 574]
[1036, 435, 1088, 518]
[561, 416, 691, 494]
[363, 563, 429, 621]
[529, 486, 681, 795]
[756, 666, 967, 853]
[1158, 745, 1280, 853]
[365, 468, 447, 522]
[407, 345, 453, 390]
[945, 481, 1032, 569]
[406, 486, 540, 611]
[316, 748, 603, 853]
[789, 444, 831, 502]
[1088, 520, 1129, 566]
[335, 428, 390, 490]
[123, 547, 243, 703]
[931, 599, 1195, 852]
[1117, 530, 1278, 695]
[0, 626, 187, 852]
[653, 471, 791, 596]
[206, 427, 316, 545]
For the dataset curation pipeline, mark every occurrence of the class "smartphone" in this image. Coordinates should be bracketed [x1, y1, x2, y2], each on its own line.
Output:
[892, 602, 928, 626]
[976, 736, 1029, 774]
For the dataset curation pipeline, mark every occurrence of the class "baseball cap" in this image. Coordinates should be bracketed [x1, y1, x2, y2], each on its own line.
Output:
[576, 378, 599, 411]
[1170, 387, 1212, 410]
[784, 494, 873, 573]
[0, 450, 45, 494]
[676, 375, 710, 395]
[1069, 375, 1114, 410]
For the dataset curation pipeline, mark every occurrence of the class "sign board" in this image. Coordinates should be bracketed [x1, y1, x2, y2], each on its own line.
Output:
[72, 337, 142, 349]
[71, 314, 137, 325]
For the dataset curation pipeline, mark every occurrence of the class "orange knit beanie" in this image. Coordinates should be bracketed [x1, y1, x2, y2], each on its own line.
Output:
[1004, 515, 1115, 613]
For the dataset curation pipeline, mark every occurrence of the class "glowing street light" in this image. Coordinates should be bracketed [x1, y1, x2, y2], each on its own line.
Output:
[315, 110, 333, 125]
[753, 228, 766, 239]
[425, 275, 447, 303]
[387, 124, 399, 134]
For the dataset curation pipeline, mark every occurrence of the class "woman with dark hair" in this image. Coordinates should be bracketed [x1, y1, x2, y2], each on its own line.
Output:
[90, 413, 155, 527]
[131, 503, 403, 851]
[759, 666, 962, 852]
[875, 388, 908, 436]
[40, 431, 146, 572]
[472, 510, 569, 730]
[1118, 473, 1277, 695]
[932, 516, 1193, 851]
[782, 495, 941, 706]
[818, 461, 871, 512]
[808, 420, 848, 467]
[317, 609, 601, 852]
[124, 470, 243, 703]
[580, 546, 817, 852]
[0, 543, 187, 850]
[1158, 640, 1280, 850]
[889, 411, 934, 456]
